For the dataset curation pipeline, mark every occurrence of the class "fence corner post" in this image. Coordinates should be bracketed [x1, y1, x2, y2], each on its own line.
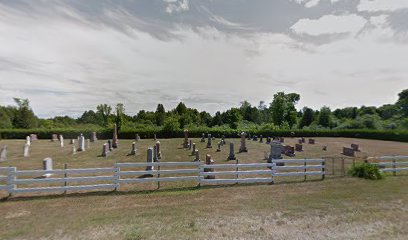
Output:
[321, 160, 326, 180]
[7, 167, 16, 198]
[114, 164, 120, 191]
[64, 163, 68, 194]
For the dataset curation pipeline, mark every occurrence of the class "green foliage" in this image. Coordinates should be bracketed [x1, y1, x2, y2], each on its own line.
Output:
[270, 92, 299, 127]
[318, 106, 332, 128]
[12, 98, 38, 129]
[162, 116, 180, 132]
[155, 104, 165, 126]
[397, 89, 408, 117]
[348, 163, 384, 180]
[96, 104, 112, 126]
[299, 107, 314, 128]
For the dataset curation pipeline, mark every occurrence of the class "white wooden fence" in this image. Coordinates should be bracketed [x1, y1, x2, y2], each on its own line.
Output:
[369, 156, 408, 175]
[0, 159, 325, 197]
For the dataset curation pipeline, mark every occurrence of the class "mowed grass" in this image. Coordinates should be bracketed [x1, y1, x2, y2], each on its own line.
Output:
[0, 137, 407, 239]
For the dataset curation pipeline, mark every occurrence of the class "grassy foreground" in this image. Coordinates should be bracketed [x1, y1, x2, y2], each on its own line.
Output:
[0, 138, 407, 239]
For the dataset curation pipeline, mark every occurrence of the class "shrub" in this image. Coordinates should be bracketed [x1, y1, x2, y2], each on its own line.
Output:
[348, 163, 384, 180]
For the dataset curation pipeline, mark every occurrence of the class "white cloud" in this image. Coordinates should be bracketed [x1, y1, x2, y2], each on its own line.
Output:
[164, 0, 189, 14]
[290, 14, 367, 36]
[358, 0, 408, 12]
[290, 0, 343, 8]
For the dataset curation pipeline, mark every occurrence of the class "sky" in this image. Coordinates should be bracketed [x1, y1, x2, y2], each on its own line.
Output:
[0, 0, 407, 118]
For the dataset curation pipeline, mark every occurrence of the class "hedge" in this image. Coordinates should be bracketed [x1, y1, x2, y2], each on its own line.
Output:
[1, 128, 408, 142]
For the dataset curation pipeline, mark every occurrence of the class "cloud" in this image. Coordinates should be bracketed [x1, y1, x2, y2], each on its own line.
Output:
[290, 14, 367, 36]
[358, 0, 408, 12]
[164, 0, 190, 14]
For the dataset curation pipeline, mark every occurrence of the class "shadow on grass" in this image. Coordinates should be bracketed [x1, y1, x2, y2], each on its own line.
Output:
[0, 177, 330, 202]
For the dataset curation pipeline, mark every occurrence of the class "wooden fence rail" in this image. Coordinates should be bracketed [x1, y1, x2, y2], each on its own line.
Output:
[0, 159, 326, 197]
[369, 156, 408, 176]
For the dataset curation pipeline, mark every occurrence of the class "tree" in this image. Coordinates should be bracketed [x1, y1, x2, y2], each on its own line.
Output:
[163, 116, 180, 132]
[397, 89, 408, 116]
[299, 107, 314, 128]
[12, 98, 38, 129]
[270, 92, 300, 127]
[175, 102, 187, 115]
[318, 106, 332, 128]
[77, 110, 102, 125]
[115, 103, 125, 131]
[96, 104, 112, 126]
[0, 107, 12, 129]
[212, 111, 223, 126]
[155, 104, 166, 126]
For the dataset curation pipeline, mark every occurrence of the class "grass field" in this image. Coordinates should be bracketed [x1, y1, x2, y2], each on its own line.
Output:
[0, 137, 407, 239]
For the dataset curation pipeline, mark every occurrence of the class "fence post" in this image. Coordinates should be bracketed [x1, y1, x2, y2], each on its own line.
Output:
[304, 160, 307, 181]
[64, 163, 68, 194]
[341, 158, 345, 177]
[114, 165, 120, 191]
[321, 160, 325, 180]
[235, 158, 239, 184]
[157, 163, 161, 190]
[271, 162, 275, 185]
[7, 167, 16, 198]
[393, 158, 396, 176]
[197, 161, 201, 188]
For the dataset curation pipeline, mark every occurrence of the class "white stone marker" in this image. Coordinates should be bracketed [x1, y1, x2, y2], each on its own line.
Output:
[102, 143, 108, 157]
[42, 157, 53, 178]
[78, 134, 85, 151]
[146, 148, 154, 171]
[59, 135, 64, 148]
[130, 142, 136, 155]
[0, 146, 7, 162]
[23, 143, 30, 157]
[26, 136, 31, 146]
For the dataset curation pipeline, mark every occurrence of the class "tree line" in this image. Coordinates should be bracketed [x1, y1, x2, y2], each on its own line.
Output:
[0, 89, 407, 132]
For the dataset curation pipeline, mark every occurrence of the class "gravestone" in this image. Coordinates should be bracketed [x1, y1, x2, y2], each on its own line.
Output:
[295, 144, 303, 152]
[30, 134, 38, 141]
[102, 143, 108, 157]
[0, 146, 7, 162]
[284, 145, 295, 157]
[253, 135, 258, 141]
[86, 139, 90, 149]
[72, 146, 76, 155]
[112, 124, 118, 148]
[191, 143, 196, 155]
[239, 132, 248, 153]
[108, 140, 113, 151]
[204, 154, 215, 179]
[91, 132, 98, 142]
[216, 142, 221, 152]
[156, 141, 161, 159]
[298, 139, 302, 144]
[343, 147, 355, 157]
[78, 134, 85, 151]
[351, 144, 360, 151]
[59, 135, 64, 148]
[130, 142, 136, 155]
[146, 148, 154, 171]
[266, 137, 271, 144]
[188, 140, 192, 150]
[184, 129, 189, 148]
[228, 142, 236, 160]
[301, 137, 306, 143]
[70, 139, 75, 145]
[23, 143, 30, 157]
[207, 134, 212, 148]
[153, 145, 159, 162]
[42, 157, 53, 178]
[26, 136, 31, 146]
[269, 140, 283, 166]
[154, 134, 157, 141]
[52, 134, 58, 142]
[259, 135, 263, 143]
[200, 133, 205, 142]
[135, 134, 141, 141]
[322, 145, 327, 151]
[308, 138, 315, 144]
[279, 137, 285, 143]
[221, 135, 225, 145]
[194, 149, 200, 162]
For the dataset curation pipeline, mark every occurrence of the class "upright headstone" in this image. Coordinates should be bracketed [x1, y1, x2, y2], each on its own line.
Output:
[156, 141, 161, 159]
[216, 142, 221, 152]
[351, 144, 359, 151]
[279, 137, 284, 143]
[23, 143, 30, 157]
[153, 145, 159, 162]
[308, 138, 315, 144]
[343, 147, 355, 157]
[146, 148, 154, 171]
[194, 149, 200, 162]
[200, 133, 205, 142]
[188, 140, 192, 150]
[221, 135, 225, 145]
[0, 146, 7, 162]
[72, 146, 76, 155]
[70, 139, 75, 145]
[266, 137, 271, 144]
[59, 135, 64, 148]
[301, 137, 306, 143]
[239, 132, 248, 153]
[52, 134, 58, 142]
[298, 139, 303, 144]
[91, 132, 98, 142]
[30, 134, 38, 141]
[86, 139, 90, 149]
[207, 134, 212, 148]
[295, 144, 303, 152]
[108, 140, 113, 151]
[269, 140, 283, 165]
[153, 134, 157, 141]
[112, 123, 118, 148]
[253, 135, 258, 141]
[184, 129, 189, 148]
[25, 136, 31, 146]
[135, 134, 140, 141]
[191, 143, 196, 155]
[78, 134, 85, 151]
[322, 145, 327, 151]
[130, 142, 136, 155]
[102, 143, 108, 157]
[259, 135, 263, 143]
[204, 154, 215, 179]
[283, 145, 295, 157]
[228, 142, 236, 160]
[42, 157, 53, 178]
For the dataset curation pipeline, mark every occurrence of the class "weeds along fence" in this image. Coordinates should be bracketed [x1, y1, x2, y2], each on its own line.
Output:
[368, 156, 408, 176]
[0, 159, 325, 198]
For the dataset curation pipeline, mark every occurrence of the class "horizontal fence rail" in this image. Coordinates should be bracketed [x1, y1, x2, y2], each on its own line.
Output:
[0, 159, 327, 197]
[369, 156, 408, 175]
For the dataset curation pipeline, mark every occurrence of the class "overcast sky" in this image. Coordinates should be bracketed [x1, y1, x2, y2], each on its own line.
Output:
[0, 0, 407, 118]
